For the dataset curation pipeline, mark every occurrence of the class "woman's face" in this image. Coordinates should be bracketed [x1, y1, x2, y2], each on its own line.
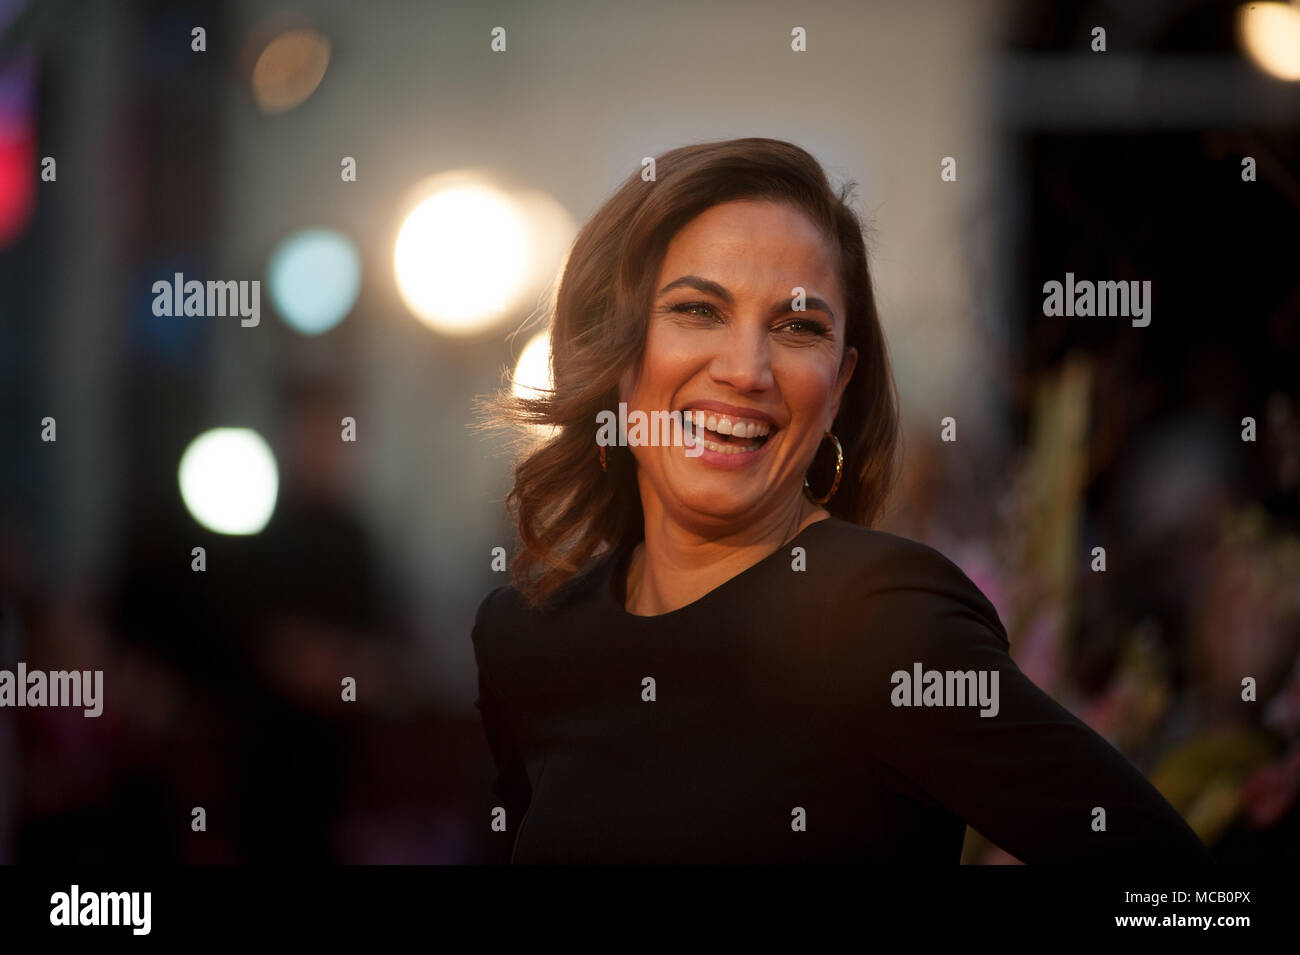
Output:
[619, 199, 858, 532]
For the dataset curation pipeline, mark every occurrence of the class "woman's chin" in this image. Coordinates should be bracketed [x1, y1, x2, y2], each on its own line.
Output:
[671, 484, 769, 522]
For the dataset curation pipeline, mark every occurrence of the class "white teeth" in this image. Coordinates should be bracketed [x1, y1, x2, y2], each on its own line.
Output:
[682, 408, 772, 438]
[696, 436, 761, 454]
[683, 428, 763, 455]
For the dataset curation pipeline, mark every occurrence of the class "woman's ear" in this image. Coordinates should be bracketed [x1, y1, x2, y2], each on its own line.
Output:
[829, 346, 858, 425]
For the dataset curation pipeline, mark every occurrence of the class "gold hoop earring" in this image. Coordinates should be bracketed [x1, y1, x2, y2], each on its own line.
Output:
[803, 431, 843, 505]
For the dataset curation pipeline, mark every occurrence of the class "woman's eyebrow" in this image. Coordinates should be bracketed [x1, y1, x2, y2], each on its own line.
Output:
[658, 275, 732, 302]
[771, 293, 835, 322]
[658, 275, 835, 321]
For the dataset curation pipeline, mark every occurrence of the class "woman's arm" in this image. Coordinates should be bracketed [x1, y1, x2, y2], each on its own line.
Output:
[841, 544, 1212, 864]
[471, 588, 533, 862]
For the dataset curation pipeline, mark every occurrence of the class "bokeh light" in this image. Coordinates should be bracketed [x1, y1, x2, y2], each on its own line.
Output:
[512, 189, 578, 310]
[246, 17, 331, 113]
[178, 428, 279, 535]
[512, 329, 559, 442]
[1238, 2, 1300, 81]
[266, 228, 362, 335]
[394, 176, 532, 336]
[512, 329, 554, 400]
[0, 57, 36, 248]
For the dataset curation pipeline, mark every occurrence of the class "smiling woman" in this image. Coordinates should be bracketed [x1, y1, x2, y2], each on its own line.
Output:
[476, 138, 898, 608]
[615, 197, 859, 561]
[469, 137, 1212, 864]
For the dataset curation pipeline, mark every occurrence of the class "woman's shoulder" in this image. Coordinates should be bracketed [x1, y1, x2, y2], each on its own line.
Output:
[808, 518, 1008, 648]
[471, 548, 617, 654]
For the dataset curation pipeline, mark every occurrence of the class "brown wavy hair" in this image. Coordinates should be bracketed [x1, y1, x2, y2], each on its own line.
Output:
[476, 137, 901, 611]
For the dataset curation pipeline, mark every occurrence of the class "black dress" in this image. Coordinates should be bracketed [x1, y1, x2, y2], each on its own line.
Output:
[471, 515, 1211, 864]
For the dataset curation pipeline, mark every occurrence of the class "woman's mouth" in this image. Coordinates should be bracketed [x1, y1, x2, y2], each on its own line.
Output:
[680, 408, 775, 455]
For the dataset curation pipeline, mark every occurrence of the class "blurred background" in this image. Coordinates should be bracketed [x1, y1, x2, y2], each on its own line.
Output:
[0, 0, 1297, 864]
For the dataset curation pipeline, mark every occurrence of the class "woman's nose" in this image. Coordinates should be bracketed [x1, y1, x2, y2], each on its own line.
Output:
[707, 320, 774, 393]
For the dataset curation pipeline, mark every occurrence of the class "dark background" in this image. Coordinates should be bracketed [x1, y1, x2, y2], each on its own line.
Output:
[0, 0, 1297, 863]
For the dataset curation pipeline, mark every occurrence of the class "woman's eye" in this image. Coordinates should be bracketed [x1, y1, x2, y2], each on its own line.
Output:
[779, 319, 830, 337]
[667, 304, 829, 338]
[670, 302, 719, 320]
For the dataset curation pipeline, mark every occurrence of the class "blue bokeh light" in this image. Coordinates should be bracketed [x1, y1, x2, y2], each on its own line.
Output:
[266, 227, 361, 335]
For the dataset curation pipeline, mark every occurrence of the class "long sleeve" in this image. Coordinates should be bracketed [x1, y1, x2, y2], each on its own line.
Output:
[838, 544, 1213, 864]
[470, 588, 533, 862]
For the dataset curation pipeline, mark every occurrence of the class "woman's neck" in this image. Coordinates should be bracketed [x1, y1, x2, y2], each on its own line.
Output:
[623, 497, 830, 616]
